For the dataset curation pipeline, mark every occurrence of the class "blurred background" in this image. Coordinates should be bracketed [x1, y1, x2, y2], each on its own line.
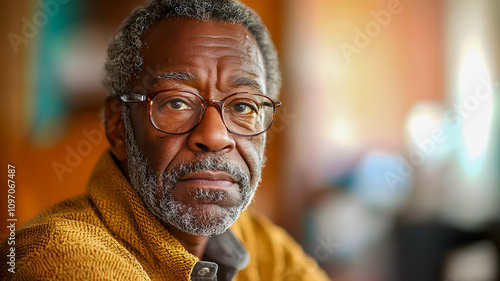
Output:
[1, 0, 499, 280]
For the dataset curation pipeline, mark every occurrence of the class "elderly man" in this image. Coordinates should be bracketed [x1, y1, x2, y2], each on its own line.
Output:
[1, 0, 330, 280]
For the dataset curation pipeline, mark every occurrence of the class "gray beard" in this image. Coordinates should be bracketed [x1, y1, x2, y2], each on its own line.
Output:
[122, 105, 260, 236]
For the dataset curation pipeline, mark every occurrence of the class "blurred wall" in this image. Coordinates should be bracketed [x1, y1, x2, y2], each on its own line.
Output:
[282, 0, 445, 237]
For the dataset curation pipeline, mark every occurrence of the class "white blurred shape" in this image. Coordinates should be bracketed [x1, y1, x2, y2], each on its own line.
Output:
[407, 102, 443, 144]
[444, 241, 498, 281]
[458, 43, 493, 162]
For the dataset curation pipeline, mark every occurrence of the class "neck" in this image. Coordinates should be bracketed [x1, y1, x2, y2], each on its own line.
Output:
[166, 224, 209, 259]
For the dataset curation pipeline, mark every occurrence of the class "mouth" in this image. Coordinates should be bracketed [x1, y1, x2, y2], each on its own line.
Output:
[178, 170, 237, 190]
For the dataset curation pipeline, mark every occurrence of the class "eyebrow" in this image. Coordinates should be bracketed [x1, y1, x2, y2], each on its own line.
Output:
[147, 71, 265, 94]
[148, 71, 196, 87]
[229, 76, 265, 94]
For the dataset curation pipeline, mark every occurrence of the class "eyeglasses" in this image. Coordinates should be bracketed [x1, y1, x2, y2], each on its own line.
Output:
[120, 90, 282, 137]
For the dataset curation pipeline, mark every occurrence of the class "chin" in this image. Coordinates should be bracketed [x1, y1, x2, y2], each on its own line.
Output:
[159, 199, 242, 236]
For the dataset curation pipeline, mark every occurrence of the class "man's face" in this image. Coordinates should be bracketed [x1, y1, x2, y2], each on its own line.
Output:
[124, 18, 267, 235]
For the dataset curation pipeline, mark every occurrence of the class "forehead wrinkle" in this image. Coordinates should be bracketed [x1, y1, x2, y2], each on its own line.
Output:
[193, 44, 248, 55]
[196, 34, 241, 39]
[191, 33, 245, 40]
[190, 34, 253, 49]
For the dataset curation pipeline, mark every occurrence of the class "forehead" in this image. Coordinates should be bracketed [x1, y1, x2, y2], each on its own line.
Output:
[140, 18, 264, 84]
[144, 18, 258, 48]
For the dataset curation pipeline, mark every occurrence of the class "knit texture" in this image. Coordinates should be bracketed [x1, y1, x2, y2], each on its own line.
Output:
[0, 150, 331, 280]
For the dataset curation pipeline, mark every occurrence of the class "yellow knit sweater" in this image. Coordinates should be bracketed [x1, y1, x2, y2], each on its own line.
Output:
[0, 150, 330, 280]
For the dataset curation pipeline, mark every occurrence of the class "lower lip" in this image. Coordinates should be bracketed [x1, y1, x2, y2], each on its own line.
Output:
[177, 179, 235, 190]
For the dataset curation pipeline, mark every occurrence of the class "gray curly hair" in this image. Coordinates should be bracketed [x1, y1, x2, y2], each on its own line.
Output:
[104, 0, 281, 98]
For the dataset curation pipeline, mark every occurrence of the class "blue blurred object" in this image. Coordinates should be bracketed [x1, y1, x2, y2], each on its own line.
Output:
[348, 152, 412, 212]
[31, 0, 83, 145]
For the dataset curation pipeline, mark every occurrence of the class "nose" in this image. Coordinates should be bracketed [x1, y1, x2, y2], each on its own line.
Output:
[187, 106, 236, 152]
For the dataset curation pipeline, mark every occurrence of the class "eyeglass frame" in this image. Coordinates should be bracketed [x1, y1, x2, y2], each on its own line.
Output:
[120, 89, 282, 137]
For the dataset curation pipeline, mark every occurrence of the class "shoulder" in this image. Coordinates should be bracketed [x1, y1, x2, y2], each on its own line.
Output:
[12, 194, 104, 253]
[0, 194, 148, 280]
[231, 211, 331, 281]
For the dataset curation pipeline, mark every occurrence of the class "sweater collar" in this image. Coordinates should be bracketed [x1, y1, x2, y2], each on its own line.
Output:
[87, 149, 198, 280]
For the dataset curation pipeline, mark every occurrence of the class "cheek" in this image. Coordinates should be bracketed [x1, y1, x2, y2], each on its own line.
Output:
[130, 105, 187, 172]
[236, 135, 266, 178]
[143, 137, 187, 173]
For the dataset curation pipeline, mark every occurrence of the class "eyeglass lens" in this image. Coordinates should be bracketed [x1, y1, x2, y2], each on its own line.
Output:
[149, 91, 275, 136]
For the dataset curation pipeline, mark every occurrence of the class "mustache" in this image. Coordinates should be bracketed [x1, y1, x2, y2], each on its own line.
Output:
[160, 156, 250, 190]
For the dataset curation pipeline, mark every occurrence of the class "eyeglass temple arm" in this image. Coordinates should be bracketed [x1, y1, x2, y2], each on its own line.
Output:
[120, 94, 147, 102]
[273, 99, 282, 108]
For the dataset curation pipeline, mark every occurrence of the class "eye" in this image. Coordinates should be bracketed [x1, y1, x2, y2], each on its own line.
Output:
[232, 102, 257, 114]
[163, 98, 190, 110]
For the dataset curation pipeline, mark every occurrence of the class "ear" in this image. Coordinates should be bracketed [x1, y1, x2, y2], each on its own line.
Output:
[105, 97, 127, 162]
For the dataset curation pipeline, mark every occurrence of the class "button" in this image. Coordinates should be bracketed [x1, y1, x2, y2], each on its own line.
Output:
[197, 267, 210, 276]
[192, 261, 217, 278]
